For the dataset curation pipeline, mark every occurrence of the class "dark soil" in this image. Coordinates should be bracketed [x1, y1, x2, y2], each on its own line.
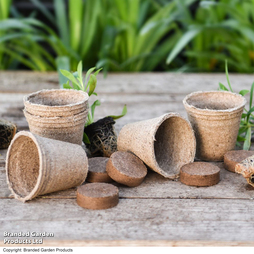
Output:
[84, 117, 117, 157]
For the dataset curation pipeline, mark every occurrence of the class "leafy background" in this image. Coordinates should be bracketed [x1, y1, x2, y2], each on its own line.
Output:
[0, 0, 254, 73]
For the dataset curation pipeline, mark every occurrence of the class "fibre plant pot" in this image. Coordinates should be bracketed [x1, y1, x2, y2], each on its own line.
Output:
[6, 131, 88, 202]
[117, 113, 196, 179]
[24, 89, 89, 117]
[23, 89, 89, 145]
[183, 91, 246, 161]
[24, 109, 87, 145]
[84, 117, 118, 157]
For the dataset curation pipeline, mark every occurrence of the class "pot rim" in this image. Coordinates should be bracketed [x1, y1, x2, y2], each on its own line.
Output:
[183, 90, 246, 113]
[24, 89, 89, 110]
[6, 131, 44, 202]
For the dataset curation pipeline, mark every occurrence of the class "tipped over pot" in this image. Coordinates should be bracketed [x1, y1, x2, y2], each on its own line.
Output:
[117, 113, 196, 179]
[6, 131, 88, 202]
[183, 91, 246, 161]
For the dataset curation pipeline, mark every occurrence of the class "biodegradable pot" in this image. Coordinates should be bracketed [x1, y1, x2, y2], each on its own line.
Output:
[24, 89, 89, 117]
[24, 109, 87, 145]
[84, 117, 118, 157]
[6, 131, 88, 202]
[183, 91, 246, 161]
[117, 113, 196, 179]
[23, 89, 89, 145]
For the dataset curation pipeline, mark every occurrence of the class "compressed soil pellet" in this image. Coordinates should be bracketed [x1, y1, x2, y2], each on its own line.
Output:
[76, 183, 119, 210]
[86, 157, 112, 183]
[224, 150, 254, 173]
[106, 151, 147, 187]
[180, 162, 220, 187]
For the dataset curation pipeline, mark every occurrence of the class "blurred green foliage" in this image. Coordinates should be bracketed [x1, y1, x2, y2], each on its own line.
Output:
[0, 0, 254, 72]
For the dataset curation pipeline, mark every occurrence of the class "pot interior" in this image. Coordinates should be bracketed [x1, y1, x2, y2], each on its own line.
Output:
[7, 136, 40, 198]
[154, 116, 195, 175]
[186, 92, 245, 110]
[27, 90, 87, 107]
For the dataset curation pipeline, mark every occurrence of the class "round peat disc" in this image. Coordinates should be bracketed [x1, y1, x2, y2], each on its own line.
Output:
[106, 151, 147, 187]
[224, 150, 254, 173]
[180, 162, 220, 187]
[86, 157, 112, 183]
[76, 183, 119, 210]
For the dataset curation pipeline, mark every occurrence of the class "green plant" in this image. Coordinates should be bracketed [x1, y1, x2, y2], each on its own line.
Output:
[166, 0, 254, 73]
[0, 17, 61, 71]
[0, 0, 105, 71]
[0, 0, 13, 69]
[29, 0, 106, 70]
[60, 61, 127, 144]
[97, 0, 194, 72]
[218, 61, 254, 150]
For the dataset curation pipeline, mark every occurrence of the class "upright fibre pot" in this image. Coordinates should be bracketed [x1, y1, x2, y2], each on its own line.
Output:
[6, 131, 88, 202]
[117, 113, 196, 179]
[183, 91, 246, 161]
[23, 89, 89, 145]
[24, 89, 89, 117]
[23, 109, 87, 145]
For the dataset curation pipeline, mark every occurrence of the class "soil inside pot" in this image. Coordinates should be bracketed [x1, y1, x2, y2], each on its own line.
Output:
[7, 136, 40, 198]
[27, 90, 86, 106]
[84, 117, 117, 157]
[154, 116, 195, 175]
[186, 92, 244, 110]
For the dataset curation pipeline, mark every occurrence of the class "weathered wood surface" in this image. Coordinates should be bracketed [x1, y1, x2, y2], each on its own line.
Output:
[1, 198, 254, 243]
[1, 163, 254, 200]
[0, 72, 254, 246]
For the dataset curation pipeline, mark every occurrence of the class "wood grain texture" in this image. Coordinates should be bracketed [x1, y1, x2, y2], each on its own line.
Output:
[1, 163, 254, 199]
[0, 71, 253, 94]
[1, 198, 254, 243]
[0, 72, 253, 132]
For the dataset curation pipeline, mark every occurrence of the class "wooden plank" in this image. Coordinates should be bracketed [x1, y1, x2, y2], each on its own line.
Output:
[0, 71, 59, 93]
[0, 93, 188, 133]
[0, 71, 253, 94]
[0, 73, 253, 132]
[0, 150, 7, 167]
[1, 163, 254, 200]
[1, 198, 254, 242]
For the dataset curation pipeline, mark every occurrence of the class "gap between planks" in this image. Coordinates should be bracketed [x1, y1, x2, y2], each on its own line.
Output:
[1, 196, 254, 201]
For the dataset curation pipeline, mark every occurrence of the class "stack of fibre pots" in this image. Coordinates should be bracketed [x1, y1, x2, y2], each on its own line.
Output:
[6, 89, 89, 202]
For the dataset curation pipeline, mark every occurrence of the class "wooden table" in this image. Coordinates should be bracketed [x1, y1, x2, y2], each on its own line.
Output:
[1, 72, 254, 247]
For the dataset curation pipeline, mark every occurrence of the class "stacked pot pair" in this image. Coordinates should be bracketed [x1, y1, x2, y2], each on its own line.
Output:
[6, 89, 90, 202]
[23, 89, 89, 145]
